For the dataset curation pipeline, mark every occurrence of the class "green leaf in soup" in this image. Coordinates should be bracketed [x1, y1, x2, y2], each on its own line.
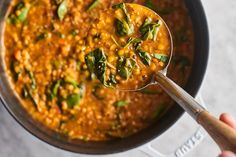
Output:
[87, 0, 100, 11]
[152, 53, 169, 63]
[35, 32, 48, 42]
[10, 60, 23, 81]
[115, 18, 134, 37]
[136, 48, 152, 66]
[57, 0, 68, 21]
[124, 38, 142, 48]
[144, 0, 156, 11]
[153, 104, 167, 118]
[173, 56, 191, 70]
[22, 85, 29, 98]
[64, 76, 78, 87]
[113, 3, 134, 36]
[52, 80, 61, 96]
[70, 29, 79, 37]
[45, 79, 61, 101]
[144, 0, 174, 16]
[85, 48, 107, 84]
[85, 51, 96, 80]
[113, 100, 128, 107]
[106, 74, 117, 86]
[140, 17, 160, 41]
[8, 2, 30, 24]
[174, 28, 188, 46]
[22, 85, 38, 109]
[117, 57, 136, 80]
[66, 94, 80, 108]
[17, 6, 30, 22]
[26, 70, 37, 90]
[157, 8, 175, 16]
[111, 36, 122, 47]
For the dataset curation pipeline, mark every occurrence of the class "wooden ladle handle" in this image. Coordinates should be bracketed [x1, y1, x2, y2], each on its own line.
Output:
[197, 111, 236, 152]
[155, 72, 236, 153]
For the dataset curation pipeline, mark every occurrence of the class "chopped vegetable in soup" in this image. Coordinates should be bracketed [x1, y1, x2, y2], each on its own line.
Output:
[3, 0, 194, 141]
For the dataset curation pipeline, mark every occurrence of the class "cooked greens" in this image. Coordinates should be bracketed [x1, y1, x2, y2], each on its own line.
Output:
[135, 48, 152, 66]
[8, 2, 30, 24]
[113, 3, 134, 36]
[35, 32, 48, 42]
[57, 0, 68, 21]
[113, 100, 128, 107]
[124, 38, 142, 48]
[117, 57, 136, 80]
[152, 53, 169, 63]
[87, 0, 100, 11]
[85, 48, 107, 84]
[140, 17, 160, 41]
[66, 94, 81, 108]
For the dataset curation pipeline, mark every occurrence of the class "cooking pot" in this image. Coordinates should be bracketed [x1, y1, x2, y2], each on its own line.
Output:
[0, 0, 209, 154]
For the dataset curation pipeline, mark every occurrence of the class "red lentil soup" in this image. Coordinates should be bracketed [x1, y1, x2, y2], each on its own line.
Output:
[3, 0, 194, 141]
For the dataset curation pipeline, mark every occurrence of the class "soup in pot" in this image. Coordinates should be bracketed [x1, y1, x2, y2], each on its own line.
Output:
[3, 0, 194, 141]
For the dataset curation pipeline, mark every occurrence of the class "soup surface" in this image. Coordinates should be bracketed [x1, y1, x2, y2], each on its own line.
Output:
[4, 0, 194, 141]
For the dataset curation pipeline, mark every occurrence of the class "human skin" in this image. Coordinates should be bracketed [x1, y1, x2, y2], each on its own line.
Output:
[218, 113, 236, 157]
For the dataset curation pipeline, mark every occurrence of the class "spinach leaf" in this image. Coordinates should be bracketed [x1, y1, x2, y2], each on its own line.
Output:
[173, 56, 190, 70]
[117, 57, 136, 80]
[136, 48, 152, 66]
[35, 32, 48, 42]
[70, 29, 79, 37]
[22, 85, 38, 109]
[174, 28, 188, 46]
[140, 17, 160, 41]
[111, 36, 122, 47]
[18, 6, 30, 22]
[26, 70, 36, 90]
[114, 19, 134, 36]
[66, 94, 80, 108]
[10, 60, 23, 81]
[85, 48, 107, 84]
[157, 8, 175, 15]
[124, 38, 142, 48]
[144, 0, 156, 11]
[106, 74, 117, 86]
[52, 80, 61, 96]
[57, 0, 68, 21]
[87, 0, 100, 11]
[8, 2, 30, 24]
[46, 79, 61, 101]
[144, 0, 174, 16]
[153, 104, 166, 118]
[152, 53, 169, 63]
[113, 100, 128, 107]
[113, 3, 134, 36]
[64, 76, 79, 87]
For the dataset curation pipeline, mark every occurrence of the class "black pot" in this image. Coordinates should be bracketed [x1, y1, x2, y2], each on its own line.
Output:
[0, 0, 209, 154]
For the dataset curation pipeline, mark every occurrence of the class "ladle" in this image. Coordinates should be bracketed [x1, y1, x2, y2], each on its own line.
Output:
[114, 3, 236, 152]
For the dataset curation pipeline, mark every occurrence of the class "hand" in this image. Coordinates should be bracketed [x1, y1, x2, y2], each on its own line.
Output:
[218, 113, 236, 157]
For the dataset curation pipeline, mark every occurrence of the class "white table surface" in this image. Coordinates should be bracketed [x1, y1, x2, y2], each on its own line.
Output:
[1, 0, 236, 156]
